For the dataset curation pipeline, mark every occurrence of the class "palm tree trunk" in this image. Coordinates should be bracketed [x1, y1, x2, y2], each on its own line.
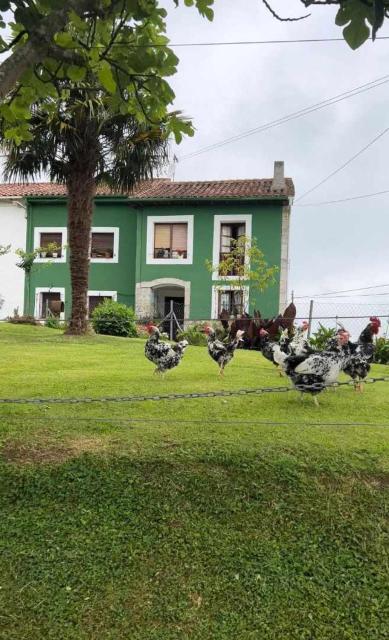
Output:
[66, 172, 96, 335]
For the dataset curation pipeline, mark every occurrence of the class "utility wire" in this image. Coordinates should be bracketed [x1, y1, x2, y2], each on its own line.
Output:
[105, 36, 389, 47]
[294, 283, 389, 299]
[294, 188, 389, 206]
[296, 126, 389, 202]
[179, 75, 389, 161]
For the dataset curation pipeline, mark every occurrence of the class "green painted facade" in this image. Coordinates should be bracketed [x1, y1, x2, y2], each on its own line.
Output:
[25, 195, 288, 320]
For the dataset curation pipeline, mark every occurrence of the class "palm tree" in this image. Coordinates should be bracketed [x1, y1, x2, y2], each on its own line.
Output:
[1, 92, 169, 334]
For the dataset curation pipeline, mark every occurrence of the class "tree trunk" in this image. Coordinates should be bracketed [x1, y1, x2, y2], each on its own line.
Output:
[66, 172, 96, 335]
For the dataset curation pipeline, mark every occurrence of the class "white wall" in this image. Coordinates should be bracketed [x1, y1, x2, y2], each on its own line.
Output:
[0, 200, 26, 319]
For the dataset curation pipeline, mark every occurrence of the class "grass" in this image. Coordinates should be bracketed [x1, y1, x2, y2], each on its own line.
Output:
[0, 323, 388, 639]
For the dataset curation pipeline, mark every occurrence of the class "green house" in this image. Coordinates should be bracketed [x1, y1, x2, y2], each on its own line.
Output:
[14, 162, 294, 322]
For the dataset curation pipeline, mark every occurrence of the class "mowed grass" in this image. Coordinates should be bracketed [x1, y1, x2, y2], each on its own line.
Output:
[0, 324, 388, 640]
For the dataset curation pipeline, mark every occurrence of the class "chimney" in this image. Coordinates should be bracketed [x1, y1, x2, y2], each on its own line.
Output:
[272, 161, 285, 191]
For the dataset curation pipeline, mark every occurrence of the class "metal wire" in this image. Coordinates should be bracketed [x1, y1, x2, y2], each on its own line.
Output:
[0, 376, 388, 405]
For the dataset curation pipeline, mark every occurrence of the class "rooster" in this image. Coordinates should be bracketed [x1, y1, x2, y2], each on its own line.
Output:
[204, 326, 244, 375]
[145, 325, 188, 375]
[284, 330, 350, 406]
[342, 317, 381, 391]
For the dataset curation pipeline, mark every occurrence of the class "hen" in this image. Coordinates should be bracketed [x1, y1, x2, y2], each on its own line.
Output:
[258, 327, 290, 374]
[204, 326, 244, 375]
[342, 317, 381, 391]
[284, 331, 350, 406]
[145, 325, 188, 375]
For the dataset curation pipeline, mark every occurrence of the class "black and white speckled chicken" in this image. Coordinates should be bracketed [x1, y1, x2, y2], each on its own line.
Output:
[342, 317, 381, 391]
[145, 325, 188, 375]
[204, 326, 244, 375]
[258, 327, 290, 374]
[284, 331, 350, 406]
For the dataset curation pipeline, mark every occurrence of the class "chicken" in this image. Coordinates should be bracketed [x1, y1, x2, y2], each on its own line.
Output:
[342, 317, 381, 391]
[288, 321, 313, 358]
[145, 325, 188, 375]
[258, 327, 290, 375]
[284, 331, 350, 406]
[204, 326, 244, 375]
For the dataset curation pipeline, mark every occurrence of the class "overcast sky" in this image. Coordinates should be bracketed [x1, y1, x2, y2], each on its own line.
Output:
[162, 0, 389, 324]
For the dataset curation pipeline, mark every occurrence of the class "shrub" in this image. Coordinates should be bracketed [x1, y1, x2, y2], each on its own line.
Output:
[177, 322, 226, 346]
[91, 300, 137, 337]
[45, 316, 61, 330]
[309, 323, 336, 350]
[374, 337, 389, 364]
[8, 315, 38, 325]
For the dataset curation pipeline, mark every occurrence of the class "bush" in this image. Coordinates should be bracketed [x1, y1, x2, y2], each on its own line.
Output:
[8, 314, 38, 325]
[309, 323, 336, 350]
[374, 337, 389, 364]
[177, 322, 226, 346]
[45, 316, 61, 329]
[91, 300, 137, 337]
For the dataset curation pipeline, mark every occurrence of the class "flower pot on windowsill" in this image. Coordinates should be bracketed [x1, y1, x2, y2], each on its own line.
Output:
[52, 252, 59, 258]
[40, 251, 47, 258]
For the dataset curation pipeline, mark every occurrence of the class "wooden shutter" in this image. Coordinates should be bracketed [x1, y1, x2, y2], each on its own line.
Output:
[220, 224, 232, 253]
[172, 224, 187, 252]
[154, 224, 171, 250]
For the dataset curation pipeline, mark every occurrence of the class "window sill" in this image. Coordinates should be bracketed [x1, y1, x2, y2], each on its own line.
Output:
[90, 257, 118, 264]
[147, 257, 192, 266]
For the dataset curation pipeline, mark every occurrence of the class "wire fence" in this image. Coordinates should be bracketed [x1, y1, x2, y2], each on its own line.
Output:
[294, 301, 389, 339]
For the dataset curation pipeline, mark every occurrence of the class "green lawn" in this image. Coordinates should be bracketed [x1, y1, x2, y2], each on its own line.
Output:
[0, 323, 388, 640]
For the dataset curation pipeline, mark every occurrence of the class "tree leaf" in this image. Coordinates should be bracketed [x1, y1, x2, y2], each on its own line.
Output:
[97, 61, 116, 94]
[66, 65, 86, 82]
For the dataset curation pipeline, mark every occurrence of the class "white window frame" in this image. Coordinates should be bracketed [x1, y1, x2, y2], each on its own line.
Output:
[34, 287, 65, 320]
[87, 290, 117, 315]
[34, 227, 67, 264]
[90, 227, 119, 263]
[212, 214, 252, 281]
[211, 285, 249, 320]
[146, 215, 194, 265]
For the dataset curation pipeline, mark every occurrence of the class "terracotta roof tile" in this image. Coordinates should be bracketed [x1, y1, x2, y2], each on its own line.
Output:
[0, 177, 294, 200]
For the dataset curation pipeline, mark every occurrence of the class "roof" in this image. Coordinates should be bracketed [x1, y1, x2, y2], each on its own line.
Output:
[0, 177, 294, 200]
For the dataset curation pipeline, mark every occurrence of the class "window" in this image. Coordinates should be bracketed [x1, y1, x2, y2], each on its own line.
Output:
[40, 232, 63, 258]
[154, 223, 188, 259]
[218, 290, 243, 316]
[88, 295, 112, 315]
[34, 288, 65, 320]
[90, 228, 119, 263]
[211, 285, 249, 319]
[34, 227, 67, 263]
[211, 215, 252, 281]
[91, 232, 114, 259]
[220, 223, 246, 275]
[87, 291, 117, 316]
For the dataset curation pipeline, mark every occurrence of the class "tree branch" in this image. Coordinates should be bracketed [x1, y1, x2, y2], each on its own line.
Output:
[0, 0, 99, 102]
[262, 0, 310, 21]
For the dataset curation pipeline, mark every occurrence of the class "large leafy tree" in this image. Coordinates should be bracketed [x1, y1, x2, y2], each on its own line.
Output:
[0, 0, 213, 334]
[262, 1, 389, 49]
[0, 0, 214, 143]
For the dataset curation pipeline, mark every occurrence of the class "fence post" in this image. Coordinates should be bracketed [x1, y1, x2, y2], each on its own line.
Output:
[169, 300, 174, 341]
[307, 299, 314, 338]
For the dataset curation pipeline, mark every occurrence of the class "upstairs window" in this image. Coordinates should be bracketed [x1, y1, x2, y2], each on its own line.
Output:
[39, 232, 63, 258]
[154, 223, 188, 260]
[91, 232, 114, 259]
[219, 223, 246, 275]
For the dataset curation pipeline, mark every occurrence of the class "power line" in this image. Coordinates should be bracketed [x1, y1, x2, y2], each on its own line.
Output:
[179, 74, 389, 161]
[108, 35, 389, 47]
[296, 126, 389, 202]
[295, 283, 389, 299]
[294, 188, 389, 206]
